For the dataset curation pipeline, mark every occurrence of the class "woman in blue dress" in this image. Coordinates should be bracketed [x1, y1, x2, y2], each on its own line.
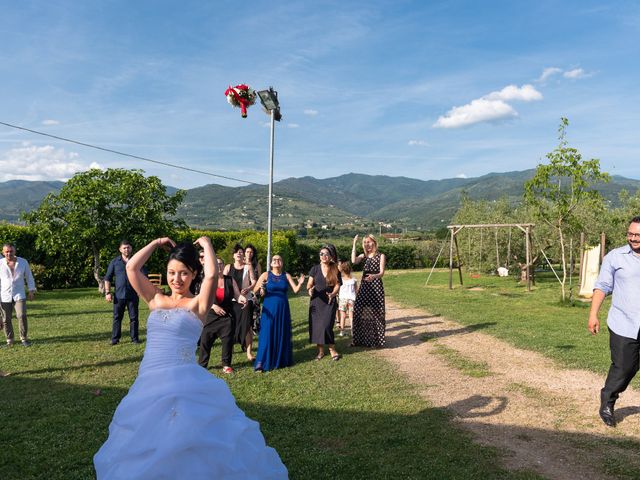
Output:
[253, 255, 305, 372]
[94, 237, 288, 479]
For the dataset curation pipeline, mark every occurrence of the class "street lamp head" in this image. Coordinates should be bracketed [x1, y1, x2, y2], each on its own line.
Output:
[257, 88, 279, 111]
[257, 87, 282, 121]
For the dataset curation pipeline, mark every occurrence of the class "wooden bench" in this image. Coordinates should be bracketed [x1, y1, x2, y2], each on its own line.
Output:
[148, 273, 162, 286]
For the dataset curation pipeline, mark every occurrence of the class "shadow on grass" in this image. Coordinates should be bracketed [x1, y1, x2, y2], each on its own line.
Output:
[35, 288, 100, 301]
[15, 356, 142, 375]
[37, 329, 147, 344]
[449, 395, 509, 418]
[30, 309, 111, 318]
[496, 292, 525, 298]
[616, 405, 640, 422]
[384, 321, 497, 348]
[0, 374, 128, 480]
[4, 375, 640, 479]
[386, 316, 443, 332]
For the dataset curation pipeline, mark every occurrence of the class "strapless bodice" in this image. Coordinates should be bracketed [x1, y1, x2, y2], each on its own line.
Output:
[94, 307, 288, 479]
[138, 308, 203, 372]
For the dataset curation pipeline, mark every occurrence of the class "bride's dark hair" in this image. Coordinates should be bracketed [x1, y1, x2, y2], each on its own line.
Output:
[168, 242, 202, 294]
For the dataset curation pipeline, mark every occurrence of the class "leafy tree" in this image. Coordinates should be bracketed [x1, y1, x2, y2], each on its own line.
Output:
[524, 118, 610, 301]
[24, 168, 185, 289]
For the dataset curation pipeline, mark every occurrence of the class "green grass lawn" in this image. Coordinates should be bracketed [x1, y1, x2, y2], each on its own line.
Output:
[0, 288, 542, 480]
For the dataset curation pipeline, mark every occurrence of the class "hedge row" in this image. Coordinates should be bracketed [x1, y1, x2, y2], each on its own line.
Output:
[0, 223, 424, 289]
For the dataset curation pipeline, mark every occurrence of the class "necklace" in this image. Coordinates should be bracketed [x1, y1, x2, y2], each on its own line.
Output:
[170, 295, 188, 309]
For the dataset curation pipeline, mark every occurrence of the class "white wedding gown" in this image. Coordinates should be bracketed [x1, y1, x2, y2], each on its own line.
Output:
[94, 308, 288, 479]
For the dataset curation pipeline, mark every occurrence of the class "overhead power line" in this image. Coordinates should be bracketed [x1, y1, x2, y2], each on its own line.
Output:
[0, 121, 259, 186]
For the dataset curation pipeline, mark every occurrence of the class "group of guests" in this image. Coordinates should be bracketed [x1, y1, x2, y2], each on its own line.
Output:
[196, 243, 261, 374]
[93, 234, 387, 476]
[93, 233, 388, 478]
[260, 233, 387, 371]
[102, 235, 388, 374]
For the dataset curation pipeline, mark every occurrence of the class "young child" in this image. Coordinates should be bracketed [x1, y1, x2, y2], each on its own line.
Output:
[337, 261, 358, 336]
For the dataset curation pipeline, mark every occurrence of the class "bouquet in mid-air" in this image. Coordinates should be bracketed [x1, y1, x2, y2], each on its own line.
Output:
[224, 84, 257, 118]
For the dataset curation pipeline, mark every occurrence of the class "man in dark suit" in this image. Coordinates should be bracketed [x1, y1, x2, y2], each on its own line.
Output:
[104, 240, 147, 345]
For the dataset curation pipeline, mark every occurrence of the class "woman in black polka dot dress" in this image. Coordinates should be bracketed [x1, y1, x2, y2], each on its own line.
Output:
[350, 234, 386, 347]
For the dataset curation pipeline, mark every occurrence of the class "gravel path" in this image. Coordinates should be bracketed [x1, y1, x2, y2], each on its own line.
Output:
[375, 300, 640, 479]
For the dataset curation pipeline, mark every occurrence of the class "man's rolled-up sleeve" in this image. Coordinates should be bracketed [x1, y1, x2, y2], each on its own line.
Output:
[594, 254, 614, 295]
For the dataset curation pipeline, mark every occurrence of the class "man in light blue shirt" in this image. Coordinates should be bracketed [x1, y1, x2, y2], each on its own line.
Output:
[589, 216, 640, 427]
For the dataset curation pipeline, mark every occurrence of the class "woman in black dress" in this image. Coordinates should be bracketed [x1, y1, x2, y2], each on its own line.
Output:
[306, 245, 341, 361]
[351, 234, 386, 347]
[224, 244, 256, 361]
[244, 244, 262, 334]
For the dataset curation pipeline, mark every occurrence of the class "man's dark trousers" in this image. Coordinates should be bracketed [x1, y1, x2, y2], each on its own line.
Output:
[601, 328, 640, 406]
[198, 314, 234, 368]
[112, 297, 140, 343]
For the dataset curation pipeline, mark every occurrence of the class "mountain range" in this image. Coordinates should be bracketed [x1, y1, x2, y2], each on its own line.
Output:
[2, 171, 640, 230]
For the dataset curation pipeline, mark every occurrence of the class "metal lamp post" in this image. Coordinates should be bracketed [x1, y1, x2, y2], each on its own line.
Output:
[257, 87, 281, 271]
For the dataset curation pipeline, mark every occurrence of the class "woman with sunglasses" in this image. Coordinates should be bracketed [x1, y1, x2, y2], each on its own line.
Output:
[306, 245, 342, 361]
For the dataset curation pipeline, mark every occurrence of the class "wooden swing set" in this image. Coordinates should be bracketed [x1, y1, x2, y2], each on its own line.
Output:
[445, 223, 535, 291]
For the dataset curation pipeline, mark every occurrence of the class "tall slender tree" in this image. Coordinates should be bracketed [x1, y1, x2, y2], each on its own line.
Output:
[524, 118, 610, 301]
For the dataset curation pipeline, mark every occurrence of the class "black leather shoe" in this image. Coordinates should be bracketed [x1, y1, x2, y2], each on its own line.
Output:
[599, 404, 616, 427]
[131, 339, 141, 344]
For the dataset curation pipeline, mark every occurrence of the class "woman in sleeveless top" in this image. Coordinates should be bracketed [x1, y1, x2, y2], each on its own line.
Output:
[224, 244, 256, 361]
[94, 237, 287, 479]
[244, 243, 262, 333]
[351, 234, 386, 347]
[253, 255, 305, 372]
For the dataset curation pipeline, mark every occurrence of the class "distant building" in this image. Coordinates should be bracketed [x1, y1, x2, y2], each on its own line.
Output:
[382, 233, 402, 244]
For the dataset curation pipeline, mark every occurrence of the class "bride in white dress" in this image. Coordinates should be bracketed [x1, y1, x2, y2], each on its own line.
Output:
[94, 236, 288, 479]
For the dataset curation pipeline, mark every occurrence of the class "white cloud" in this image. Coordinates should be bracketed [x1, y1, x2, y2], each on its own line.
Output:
[433, 98, 517, 128]
[563, 68, 587, 79]
[433, 84, 542, 129]
[408, 140, 429, 146]
[484, 84, 542, 102]
[537, 67, 562, 82]
[303, 109, 318, 116]
[41, 119, 60, 126]
[455, 173, 467, 178]
[287, 123, 300, 128]
[536, 66, 591, 82]
[0, 143, 100, 181]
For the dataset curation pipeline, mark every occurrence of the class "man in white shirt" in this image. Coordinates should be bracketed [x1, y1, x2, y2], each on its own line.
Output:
[0, 243, 36, 347]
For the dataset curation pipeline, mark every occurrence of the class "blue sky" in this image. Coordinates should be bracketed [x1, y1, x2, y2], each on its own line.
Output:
[1, 0, 639, 189]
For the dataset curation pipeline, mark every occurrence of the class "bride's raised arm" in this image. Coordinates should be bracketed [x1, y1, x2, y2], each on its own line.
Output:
[127, 238, 175, 304]
[194, 236, 218, 318]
